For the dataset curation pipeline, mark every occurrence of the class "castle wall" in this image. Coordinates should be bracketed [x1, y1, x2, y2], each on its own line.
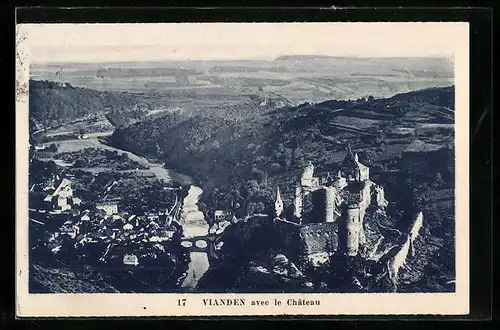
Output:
[388, 235, 411, 282]
[299, 222, 338, 255]
[272, 219, 302, 258]
[310, 188, 327, 223]
[358, 181, 373, 224]
[359, 167, 369, 181]
[410, 212, 423, 242]
[335, 176, 348, 189]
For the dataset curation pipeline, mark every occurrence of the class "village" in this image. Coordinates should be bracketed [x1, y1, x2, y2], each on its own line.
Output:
[28, 149, 242, 274]
[29, 169, 190, 268]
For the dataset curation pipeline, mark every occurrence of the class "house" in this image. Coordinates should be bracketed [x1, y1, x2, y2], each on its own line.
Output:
[43, 178, 76, 212]
[214, 210, 235, 223]
[57, 196, 72, 211]
[81, 211, 91, 221]
[209, 221, 231, 235]
[146, 212, 160, 222]
[112, 214, 124, 221]
[123, 223, 134, 231]
[96, 201, 119, 216]
[146, 220, 160, 231]
[53, 178, 73, 199]
[60, 224, 79, 239]
[123, 254, 139, 266]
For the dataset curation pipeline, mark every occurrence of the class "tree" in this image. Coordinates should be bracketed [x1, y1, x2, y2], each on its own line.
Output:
[211, 140, 221, 150]
[269, 162, 282, 174]
[243, 180, 260, 198]
[73, 158, 85, 168]
[48, 143, 58, 152]
[292, 148, 306, 169]
[251, 167, 266, 182]
[435, 172, 444, 187]
[247, 201, 265, 215]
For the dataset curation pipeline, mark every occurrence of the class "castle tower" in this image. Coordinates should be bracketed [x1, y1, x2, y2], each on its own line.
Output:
[324, 187, 336, 222]
[301, 161, 317, 189]
[294, 185, 303, 219]
[275, 187, 284, 217]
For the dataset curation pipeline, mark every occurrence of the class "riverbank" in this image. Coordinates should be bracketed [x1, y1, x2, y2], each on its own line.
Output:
[34, 126, 215, 291]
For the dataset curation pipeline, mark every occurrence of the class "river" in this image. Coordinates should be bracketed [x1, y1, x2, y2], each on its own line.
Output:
[179, 186, 211, 290]
[43, 133, 210, 290]
[51, 137, 174, 183]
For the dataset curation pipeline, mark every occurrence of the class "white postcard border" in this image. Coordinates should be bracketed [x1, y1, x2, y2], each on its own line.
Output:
[16, 22, 469, 317]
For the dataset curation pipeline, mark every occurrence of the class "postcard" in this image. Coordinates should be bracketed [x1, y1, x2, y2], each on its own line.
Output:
[16, 22, 469, 317]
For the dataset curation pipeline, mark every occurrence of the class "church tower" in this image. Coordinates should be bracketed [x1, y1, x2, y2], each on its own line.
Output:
[275, 187, 284, 218]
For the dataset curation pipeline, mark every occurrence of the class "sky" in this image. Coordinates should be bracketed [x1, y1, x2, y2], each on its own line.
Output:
[17, 23, 468, 63]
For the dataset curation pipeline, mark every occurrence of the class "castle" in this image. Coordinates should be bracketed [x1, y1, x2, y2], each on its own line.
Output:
[274, 146, 389, 258]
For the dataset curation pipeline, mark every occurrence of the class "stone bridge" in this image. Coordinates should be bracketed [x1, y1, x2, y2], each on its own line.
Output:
[179, 235, 221, 257]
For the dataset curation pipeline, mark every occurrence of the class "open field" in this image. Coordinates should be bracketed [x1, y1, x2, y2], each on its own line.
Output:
[31, 56, 453, 105]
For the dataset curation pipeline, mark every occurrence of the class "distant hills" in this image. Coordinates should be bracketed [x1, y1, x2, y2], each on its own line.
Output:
[31, 56, 453, 101]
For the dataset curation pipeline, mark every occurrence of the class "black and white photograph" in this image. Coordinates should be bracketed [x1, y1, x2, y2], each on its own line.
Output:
[16, 22, 470, 316]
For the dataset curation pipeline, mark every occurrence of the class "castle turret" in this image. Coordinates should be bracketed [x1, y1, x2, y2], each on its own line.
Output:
[275, 187, 284, 217]
[300, 161, 319, 190]
[374, 185, 388, 208]
[301, 161, 314, 183]
[294, 185, 303, 219]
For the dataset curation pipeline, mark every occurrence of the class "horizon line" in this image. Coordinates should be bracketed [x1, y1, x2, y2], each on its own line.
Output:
[31, 54, 455, 66]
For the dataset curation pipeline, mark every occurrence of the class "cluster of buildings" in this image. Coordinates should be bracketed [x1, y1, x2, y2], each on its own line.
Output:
[36, 174, 185, 267]
[273, 147, 389, 257]
[272, 147, 423, 284]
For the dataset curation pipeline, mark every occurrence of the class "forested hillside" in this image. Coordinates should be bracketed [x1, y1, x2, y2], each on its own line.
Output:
[109, 85, 455, 217]
[29, 80, 148, 130]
